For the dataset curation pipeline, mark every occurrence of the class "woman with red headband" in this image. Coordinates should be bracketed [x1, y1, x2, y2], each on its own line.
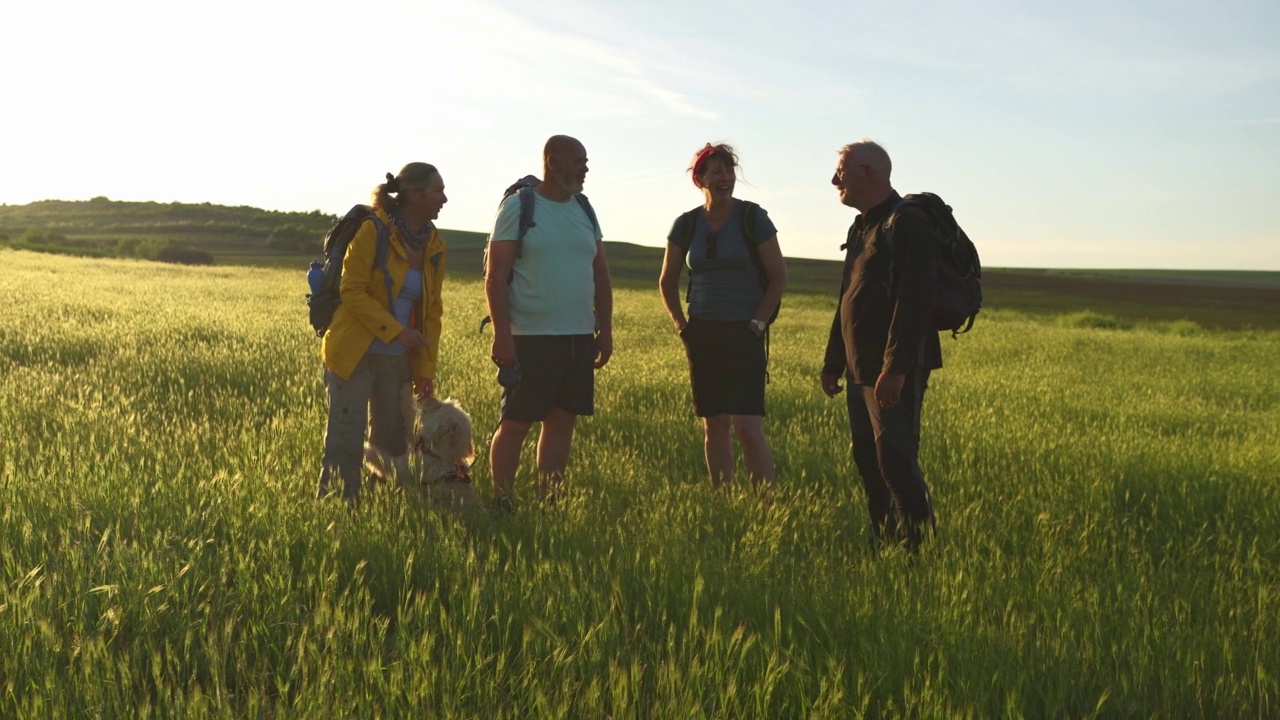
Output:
[659, 143, 788, 492]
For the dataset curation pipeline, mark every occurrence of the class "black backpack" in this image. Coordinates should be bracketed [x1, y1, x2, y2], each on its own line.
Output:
[674, 200, 779, 324]
[884, 192, 982, 338]
[479, 176, 601, 332]
[307, 205, 392, 337]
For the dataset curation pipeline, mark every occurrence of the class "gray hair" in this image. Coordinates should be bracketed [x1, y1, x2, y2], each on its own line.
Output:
[840, 139, 892, 179]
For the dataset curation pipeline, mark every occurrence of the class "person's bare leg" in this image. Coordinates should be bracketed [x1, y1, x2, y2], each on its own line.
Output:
[490, 419, 532, 501]
[733, 415, 776, 491]
[536, 406, 577, 499]
[704, 414, 734, 488]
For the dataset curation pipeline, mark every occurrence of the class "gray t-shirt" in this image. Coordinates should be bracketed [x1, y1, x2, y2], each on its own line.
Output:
[668, 200, 777, 322]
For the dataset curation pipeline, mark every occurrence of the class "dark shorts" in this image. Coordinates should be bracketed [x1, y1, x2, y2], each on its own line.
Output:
[501, 334, 596, 422]
[680, 318, 766, 417]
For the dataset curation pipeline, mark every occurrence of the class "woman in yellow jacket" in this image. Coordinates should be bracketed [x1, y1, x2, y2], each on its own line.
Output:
[317, 162, 448, 501]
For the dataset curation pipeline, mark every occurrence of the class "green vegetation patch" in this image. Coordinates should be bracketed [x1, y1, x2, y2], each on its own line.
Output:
[1, 249, 1277, 716]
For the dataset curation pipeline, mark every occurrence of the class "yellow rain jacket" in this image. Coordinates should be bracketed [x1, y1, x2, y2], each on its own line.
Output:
[321, 207, 446, 382]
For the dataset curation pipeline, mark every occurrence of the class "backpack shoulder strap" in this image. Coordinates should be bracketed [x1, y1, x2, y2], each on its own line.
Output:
[675, 206, 701, 304]
[674, 206, 701, 254]
[369, 213, 394, 303]
[369, 213, 389, 266]
[882, 196, 922, 249]
[575, 194, 601, 239]
[737, 200, 771, 294]
[883, 195, 949, 285]
[740, 200, 760, 245]
[515, 186, 537, 259]
[739, 200, 762, 267]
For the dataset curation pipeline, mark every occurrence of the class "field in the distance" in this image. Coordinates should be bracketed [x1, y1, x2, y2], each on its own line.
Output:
[5, 196, 1278, 332]
[2, 248, 1278, 717]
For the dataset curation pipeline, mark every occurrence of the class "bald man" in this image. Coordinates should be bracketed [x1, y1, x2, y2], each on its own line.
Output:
[484, 135, 614, 510]
[822, 139, 941, 552]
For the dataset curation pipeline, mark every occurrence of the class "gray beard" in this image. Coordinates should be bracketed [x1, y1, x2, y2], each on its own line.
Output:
[559, 176, 584, 195]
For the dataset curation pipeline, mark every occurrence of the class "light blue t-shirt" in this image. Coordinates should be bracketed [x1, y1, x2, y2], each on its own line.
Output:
[367, 268, 423, 355]
[667, 200, 778, 322]
[490, 192, 603, 336]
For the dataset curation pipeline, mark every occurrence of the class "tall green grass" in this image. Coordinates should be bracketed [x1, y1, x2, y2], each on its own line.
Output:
[2, 249, 1277, 717]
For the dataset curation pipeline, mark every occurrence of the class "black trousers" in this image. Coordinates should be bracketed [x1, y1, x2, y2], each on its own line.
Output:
[846, 368, 935, 550]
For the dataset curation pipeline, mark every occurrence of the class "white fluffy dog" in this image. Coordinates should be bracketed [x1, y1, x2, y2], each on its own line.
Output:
[364, 392, 482, 515]
[408, 395, 482, 514]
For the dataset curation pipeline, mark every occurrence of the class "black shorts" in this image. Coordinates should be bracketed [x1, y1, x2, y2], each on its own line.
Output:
[680, 318, 766, 417]
[501, 334, 596, 422]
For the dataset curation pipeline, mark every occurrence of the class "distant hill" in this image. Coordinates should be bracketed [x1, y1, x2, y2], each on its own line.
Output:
[2, 198, 1277, 330]
[0, 197, 336, 260]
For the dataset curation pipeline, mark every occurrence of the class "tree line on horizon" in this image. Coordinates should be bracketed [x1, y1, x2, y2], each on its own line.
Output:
[0, 197, 340, 264]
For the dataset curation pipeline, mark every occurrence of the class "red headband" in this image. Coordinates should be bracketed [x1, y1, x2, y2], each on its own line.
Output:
[692, 146, 720, 187]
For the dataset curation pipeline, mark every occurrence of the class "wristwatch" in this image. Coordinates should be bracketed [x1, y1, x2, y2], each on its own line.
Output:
[750, 318, 768, 333]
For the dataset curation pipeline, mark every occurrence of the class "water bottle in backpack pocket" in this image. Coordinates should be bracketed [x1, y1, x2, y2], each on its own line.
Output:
[307, 261, 325, 295]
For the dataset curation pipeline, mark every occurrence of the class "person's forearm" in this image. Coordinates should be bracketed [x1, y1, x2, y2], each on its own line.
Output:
[485, 276, 513, 336]
[594, 271, 613, 330]
[823, 306, 847, 376]
[754, 274, 786, 322]
[659, 276, 685, 328]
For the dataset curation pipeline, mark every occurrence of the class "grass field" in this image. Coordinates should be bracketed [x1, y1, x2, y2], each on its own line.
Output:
[2, 248, 1278, 717]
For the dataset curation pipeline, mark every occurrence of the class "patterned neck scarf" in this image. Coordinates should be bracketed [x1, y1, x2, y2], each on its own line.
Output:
[393, 210, 434, 251]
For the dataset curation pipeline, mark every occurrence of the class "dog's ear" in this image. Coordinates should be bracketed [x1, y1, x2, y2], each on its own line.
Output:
[459, 427, 476, 466]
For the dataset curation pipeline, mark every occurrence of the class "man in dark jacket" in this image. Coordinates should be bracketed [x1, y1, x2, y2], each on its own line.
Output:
[821, 140, 941, 551]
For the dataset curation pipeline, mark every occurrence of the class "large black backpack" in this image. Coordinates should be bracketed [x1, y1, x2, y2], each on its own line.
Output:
[479, 176, 601, 332]
[306, 205, 391, 337]
[673, 200, 779, 324]
[884, 192, 982, 337]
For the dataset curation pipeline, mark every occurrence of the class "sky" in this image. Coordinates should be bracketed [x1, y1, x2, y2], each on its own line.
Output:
[1, 0, 1278, 270]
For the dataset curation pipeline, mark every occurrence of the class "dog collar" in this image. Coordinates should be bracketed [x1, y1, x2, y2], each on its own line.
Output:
[438, 462, 471, 485]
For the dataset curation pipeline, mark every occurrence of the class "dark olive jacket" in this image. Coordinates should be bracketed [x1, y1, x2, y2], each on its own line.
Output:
[822, 192, 943, 385]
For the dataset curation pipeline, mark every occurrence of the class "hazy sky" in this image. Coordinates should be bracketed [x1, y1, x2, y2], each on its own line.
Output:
[2, 0, 1277, 269]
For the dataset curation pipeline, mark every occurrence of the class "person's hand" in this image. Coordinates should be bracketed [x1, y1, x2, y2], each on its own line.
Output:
[748, 321, 763, 338]
[874, 372, 905, 409]
[821, 372, 844, 398]
[594, 328, 613, 369]
[394, 328, 428, 351]
[491, 331, 517, 366]
[414, 378, 434, 401]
